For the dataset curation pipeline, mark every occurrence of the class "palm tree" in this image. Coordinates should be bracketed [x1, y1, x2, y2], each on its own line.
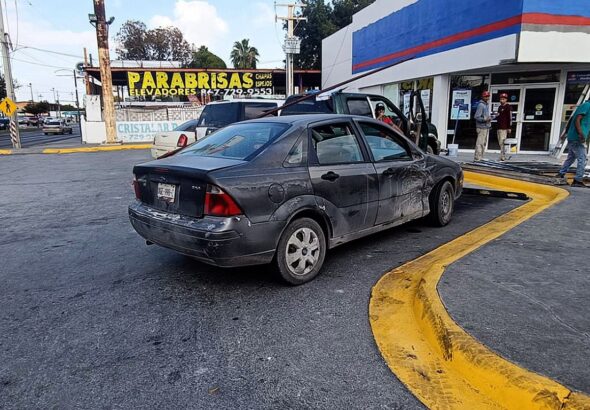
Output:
[230, 39, 260, 69]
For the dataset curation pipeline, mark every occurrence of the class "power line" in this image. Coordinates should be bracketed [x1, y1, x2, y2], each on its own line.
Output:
[15, 44, 83, 59]
[9, 56, 71, 70]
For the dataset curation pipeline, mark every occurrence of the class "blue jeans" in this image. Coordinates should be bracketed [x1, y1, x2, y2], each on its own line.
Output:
[559, 140, 587, 182]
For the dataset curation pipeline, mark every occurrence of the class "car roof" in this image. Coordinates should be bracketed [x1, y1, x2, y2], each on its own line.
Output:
[238, 113, 379, 126]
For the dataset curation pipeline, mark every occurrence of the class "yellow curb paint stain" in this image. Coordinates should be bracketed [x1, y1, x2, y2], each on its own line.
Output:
[370, 171, 590, 410]
[0, 149, 12, 155]
[42, 144, 151, 154]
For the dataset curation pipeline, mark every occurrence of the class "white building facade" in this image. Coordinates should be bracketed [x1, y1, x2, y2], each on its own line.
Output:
[322, 0, 590, 154]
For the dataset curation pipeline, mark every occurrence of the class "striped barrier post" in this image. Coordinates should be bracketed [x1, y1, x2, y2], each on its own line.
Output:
[9, 118, 20, 149]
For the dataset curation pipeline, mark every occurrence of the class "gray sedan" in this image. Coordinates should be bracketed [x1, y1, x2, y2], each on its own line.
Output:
[129, 114, 463, 285]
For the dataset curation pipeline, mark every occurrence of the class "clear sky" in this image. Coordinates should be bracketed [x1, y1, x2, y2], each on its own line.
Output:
[4, 0, 288, 103]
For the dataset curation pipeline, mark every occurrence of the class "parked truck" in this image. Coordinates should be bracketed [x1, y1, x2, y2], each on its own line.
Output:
[280, 90, 440, 154]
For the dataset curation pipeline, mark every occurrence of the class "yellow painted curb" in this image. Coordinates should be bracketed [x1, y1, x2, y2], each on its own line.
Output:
[42, 144, 151, 154]
[370, 171, 590, 409]
[0, 149, 12, 155]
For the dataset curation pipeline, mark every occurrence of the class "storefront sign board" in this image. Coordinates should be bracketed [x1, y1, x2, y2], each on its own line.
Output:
[450, 90, 471, 120]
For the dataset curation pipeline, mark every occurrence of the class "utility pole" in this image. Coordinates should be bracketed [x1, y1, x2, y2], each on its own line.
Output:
[29, 83, 34, 102]
[83, 47, 92, 95]
[56, 90, 61, 118]
[91, 0, 117, 144]
[0, 1, 20, 149]
[277, 3, 306, 97]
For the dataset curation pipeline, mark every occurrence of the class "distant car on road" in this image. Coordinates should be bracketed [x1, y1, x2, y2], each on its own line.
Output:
[43, 120, 73, 135]
[0, 118, 9, 130]
[17, 116, 28, 127]
[26, 117, 40, 127]
[130, 114, 463, 285]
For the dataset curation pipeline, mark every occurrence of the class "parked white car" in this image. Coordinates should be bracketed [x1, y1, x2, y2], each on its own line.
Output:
[151, 119, 200, 159]
[150, 99, 284, 159]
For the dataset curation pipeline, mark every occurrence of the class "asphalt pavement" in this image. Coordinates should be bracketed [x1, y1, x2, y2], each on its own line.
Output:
[0, 127, 81, 149]
[0, 150, 587, 409]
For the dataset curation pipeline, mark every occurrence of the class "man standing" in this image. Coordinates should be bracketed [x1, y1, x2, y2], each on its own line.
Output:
[496, 93, 512, 161]
[474, 91, 492, 161]
[558, 100, 590, 187]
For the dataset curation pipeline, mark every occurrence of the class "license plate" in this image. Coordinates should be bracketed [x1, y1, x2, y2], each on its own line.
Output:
[157, 183, 176, 202]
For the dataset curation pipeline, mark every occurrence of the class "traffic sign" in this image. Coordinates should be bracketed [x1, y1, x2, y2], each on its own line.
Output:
[0, 97, 16, 116]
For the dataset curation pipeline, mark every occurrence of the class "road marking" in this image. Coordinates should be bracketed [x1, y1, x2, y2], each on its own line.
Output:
[42, 144, 152, 154]
[370, 171, 590, 409]
[0, 149, 12, 155]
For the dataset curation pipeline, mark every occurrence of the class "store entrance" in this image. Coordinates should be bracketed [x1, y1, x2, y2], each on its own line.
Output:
[489, 85, 558, 153]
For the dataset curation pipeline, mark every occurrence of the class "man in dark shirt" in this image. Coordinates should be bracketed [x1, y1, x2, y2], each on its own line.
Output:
[495, 93, 512, 161]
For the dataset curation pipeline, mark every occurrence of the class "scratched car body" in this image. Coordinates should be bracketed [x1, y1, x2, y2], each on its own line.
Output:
[129, 114, 463, 285]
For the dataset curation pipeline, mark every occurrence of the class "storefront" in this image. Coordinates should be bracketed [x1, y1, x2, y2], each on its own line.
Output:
[322, 0, 590, 154]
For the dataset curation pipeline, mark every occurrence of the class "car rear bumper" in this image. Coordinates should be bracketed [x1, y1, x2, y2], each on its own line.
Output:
[151, 146, 172, 159]
[128, 201, 282, 267]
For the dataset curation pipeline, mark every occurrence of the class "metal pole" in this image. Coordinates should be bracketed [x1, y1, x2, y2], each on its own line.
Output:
[73, 69, 82, 140]
[29, 83, 34, 102]
[286, 5, 294, 97]
[0, 2, 20, 149]
[93, 0, 117, 144]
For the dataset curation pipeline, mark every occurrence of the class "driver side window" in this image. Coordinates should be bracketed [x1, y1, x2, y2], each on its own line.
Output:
[358, 122, 411, 161]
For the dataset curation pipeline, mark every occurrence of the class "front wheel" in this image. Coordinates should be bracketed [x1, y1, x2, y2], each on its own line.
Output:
[427, 180, 455, 227]
[274, 218, 327, 285]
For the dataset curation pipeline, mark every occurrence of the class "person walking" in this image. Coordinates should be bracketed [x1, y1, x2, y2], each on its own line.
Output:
[496, 93, 512, 161]
[558, 100, 590, 187]
[474, 91, 492, 161]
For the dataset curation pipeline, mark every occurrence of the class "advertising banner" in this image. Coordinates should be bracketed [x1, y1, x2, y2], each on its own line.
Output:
[450, 90, 472, 120]
[127, 71, 274, 97]
[116, 121, 181, 143]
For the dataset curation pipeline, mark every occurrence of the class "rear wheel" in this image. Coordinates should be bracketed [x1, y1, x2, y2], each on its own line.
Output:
[274, 218, 326, 285]
[428, 180, 455, 226]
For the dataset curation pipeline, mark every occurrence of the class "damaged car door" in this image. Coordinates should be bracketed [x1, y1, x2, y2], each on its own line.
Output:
[355, 120, 427, 225]
[307, 120, 379, 238]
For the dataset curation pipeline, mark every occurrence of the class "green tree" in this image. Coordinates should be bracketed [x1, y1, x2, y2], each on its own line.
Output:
[230, 39, 260, 69]
[292, 0, 375, 70]
[185, 46, 227, 69]
[115, 20, 192, 65]
[23, 101, 51, 115]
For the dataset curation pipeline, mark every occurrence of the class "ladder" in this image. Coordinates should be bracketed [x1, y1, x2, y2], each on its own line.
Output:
[551, 83, 590, 158]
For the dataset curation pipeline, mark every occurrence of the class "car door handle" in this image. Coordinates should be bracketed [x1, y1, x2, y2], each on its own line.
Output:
[321, 171, 340, 181]
[382, 168, 396, 176]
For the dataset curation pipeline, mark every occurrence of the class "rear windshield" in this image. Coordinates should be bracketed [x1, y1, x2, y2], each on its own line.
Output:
[197, 103, 240, 128]
[174, 119, 199, 131]
[47, 121, 62, 125]
[180, 122, 290, 160]
[281, 97, 333, 115]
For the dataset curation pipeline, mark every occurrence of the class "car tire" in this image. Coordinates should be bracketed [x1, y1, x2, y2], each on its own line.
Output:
[274, 218, 327, 285]
[427, 180, 455, 227]
[426, 145, 434, 155]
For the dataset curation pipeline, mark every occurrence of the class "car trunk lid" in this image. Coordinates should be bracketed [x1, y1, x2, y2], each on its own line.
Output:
[133, 156, 245, 218]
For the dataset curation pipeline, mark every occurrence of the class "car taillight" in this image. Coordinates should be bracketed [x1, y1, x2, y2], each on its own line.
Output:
[177, 134, 188, 147]
[133, 175, 141, 200]
[204, 184, 242, 217]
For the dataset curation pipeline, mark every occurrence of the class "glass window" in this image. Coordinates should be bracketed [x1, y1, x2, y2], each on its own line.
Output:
[197, 103, 240, 128]
[281, 97, 333, 115]
[346, 98, 372, 117]
[523, 88, 556, 121]
[358, 122, 411, 161]
[180, 122, 290, 160]
[174, 119, 200, 131]
[284, 138, 306, 167]
[368, 96, 405, 130]
[310, 123, 363, 165]
[244, 103, 278, 120]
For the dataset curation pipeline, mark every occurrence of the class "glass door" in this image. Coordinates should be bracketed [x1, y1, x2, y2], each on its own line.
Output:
[489, 87, 521, 151]
[520, 87, 557, 152]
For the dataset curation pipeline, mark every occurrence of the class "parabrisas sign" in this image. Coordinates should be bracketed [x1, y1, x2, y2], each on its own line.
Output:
[127, 71, 274, 97]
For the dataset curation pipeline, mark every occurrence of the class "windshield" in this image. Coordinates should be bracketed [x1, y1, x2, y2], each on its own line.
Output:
[174, 119, 199, 131]
[180, 122, 290, 160]
[196, 103, 240, 128]
[281, 97, 333, 115]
